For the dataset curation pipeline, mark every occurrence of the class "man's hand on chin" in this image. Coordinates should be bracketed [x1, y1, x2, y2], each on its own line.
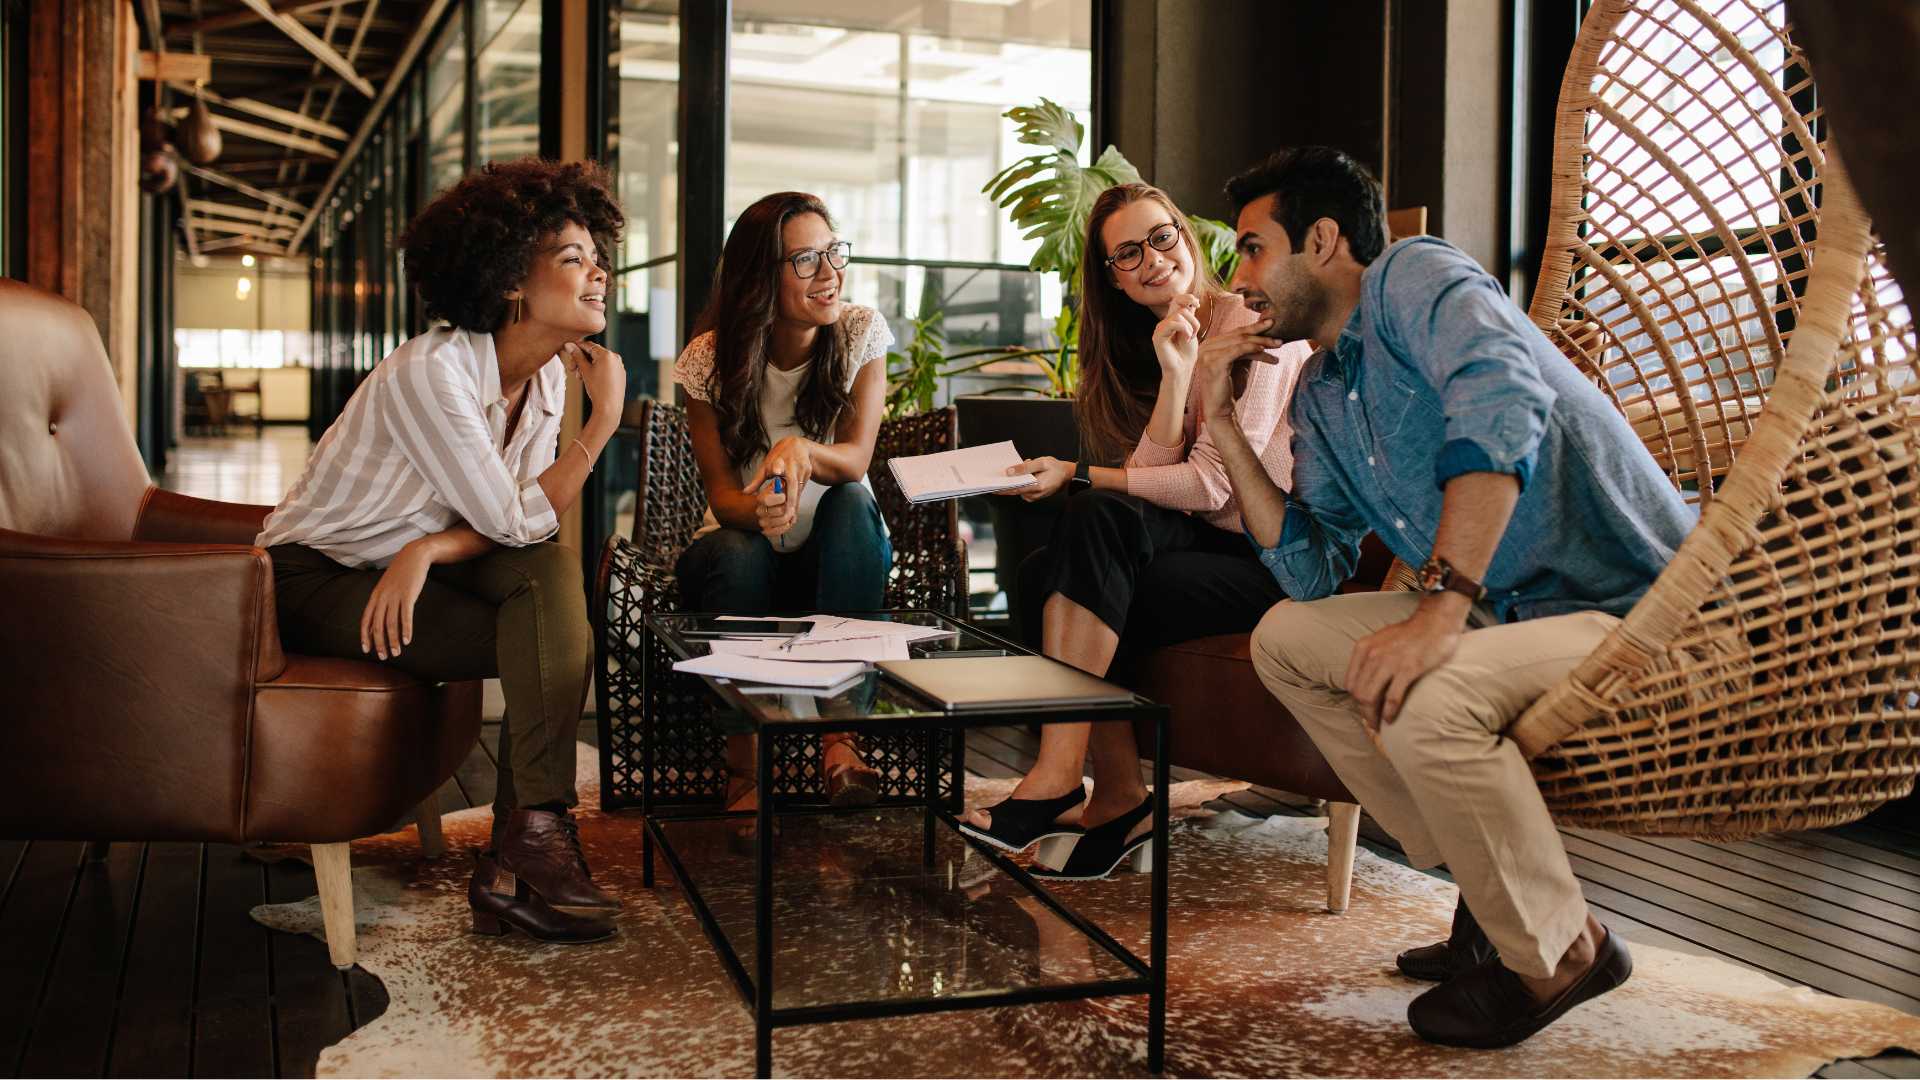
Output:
[1345, 600, 1470, 735]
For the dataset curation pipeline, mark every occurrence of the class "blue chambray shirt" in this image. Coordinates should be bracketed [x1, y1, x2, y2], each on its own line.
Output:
[1254, 237, 1696, 621]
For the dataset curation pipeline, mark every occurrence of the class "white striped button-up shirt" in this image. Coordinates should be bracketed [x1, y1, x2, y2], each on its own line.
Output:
[256, 327, 565, 568]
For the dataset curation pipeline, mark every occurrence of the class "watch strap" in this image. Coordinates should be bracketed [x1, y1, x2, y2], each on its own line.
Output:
[1419, 556, 1487, 603]
[1071, 460, 1092, 490]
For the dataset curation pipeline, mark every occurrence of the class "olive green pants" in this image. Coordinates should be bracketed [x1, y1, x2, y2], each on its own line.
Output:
[269, 541, 592, 838]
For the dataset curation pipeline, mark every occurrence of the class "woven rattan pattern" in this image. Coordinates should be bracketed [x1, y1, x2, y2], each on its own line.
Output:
[593, 402, 967, 810]
[1506, 0, 1920, 838]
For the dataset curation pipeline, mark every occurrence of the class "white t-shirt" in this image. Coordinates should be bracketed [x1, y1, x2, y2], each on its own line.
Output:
[672, 304, 894, 548]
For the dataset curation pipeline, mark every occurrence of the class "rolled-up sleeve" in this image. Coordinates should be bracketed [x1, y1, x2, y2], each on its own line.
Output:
[1250, 403, 1369, 601]
[1377, 240, 1555, 492]
[382, 354, 559, 547]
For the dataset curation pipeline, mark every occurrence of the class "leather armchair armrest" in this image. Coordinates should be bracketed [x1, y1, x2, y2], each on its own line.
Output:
[0, 528, 287, 681]
[134, 487, 275, 546]
[0, 528, 289, 841]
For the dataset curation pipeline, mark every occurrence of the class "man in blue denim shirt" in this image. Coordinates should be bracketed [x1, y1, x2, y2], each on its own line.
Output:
[1194, 148, 1694, 1049]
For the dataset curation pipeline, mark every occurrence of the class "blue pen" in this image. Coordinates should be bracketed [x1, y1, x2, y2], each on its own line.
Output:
[772, 475, 786, 551]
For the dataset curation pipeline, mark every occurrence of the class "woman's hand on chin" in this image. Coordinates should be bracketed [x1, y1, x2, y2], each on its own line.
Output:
[1151, 293, 1202, 377]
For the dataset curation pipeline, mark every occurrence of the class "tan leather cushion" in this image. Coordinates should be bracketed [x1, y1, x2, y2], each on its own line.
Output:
[1131, 633, 1356, 804]
[247, 660, 484, 843]
[0, 279, 151, 540]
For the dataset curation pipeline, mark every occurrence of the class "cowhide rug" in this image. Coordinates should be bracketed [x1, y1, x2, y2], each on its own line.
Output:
[252, 745, 1920, 1077]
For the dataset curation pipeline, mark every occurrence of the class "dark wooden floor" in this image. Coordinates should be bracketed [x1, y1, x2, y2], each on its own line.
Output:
[4, 709, 1917, 1077]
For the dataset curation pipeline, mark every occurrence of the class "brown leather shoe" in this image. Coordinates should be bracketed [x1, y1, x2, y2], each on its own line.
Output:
[1397, 895, 1498, 981]
[495, 808, 622, 914]
[469, 854, 616, 944]
[1407, 926, 1633, 1048]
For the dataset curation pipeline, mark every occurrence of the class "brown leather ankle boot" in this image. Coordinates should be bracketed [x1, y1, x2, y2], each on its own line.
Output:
[469, 853, 616, 944]
[495, 808, 622, 914]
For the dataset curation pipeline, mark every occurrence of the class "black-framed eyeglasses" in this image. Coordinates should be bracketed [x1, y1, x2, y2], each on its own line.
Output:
[1104, 223, 1182, 272]
[787, 241, 852, 279]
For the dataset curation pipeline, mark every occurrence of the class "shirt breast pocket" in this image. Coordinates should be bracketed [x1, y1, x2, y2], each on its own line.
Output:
[1375, 376, 1442, 445]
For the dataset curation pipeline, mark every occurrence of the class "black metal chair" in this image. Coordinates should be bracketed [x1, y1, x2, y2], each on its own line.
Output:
[593, 401, 970, 810]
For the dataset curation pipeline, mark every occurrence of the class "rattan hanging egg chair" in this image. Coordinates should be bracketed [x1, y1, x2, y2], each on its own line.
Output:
[1501, 0, 1920, 840]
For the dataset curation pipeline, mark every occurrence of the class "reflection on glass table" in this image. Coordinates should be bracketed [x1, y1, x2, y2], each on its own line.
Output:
[655, 808, 1122, 1010]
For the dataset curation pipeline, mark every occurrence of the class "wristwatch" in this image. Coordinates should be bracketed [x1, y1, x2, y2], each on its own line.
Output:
[1069, 461, 1092, 493]
[1416, 555, 1487, 603]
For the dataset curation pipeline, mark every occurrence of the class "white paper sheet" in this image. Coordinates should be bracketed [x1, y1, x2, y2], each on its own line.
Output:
[886, 441, 1038, 503]
[671, 653, 868, 688]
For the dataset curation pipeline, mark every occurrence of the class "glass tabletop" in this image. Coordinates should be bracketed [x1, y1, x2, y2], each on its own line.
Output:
[642, 610, 1145, 729]
[655, 807, 1136, 1010]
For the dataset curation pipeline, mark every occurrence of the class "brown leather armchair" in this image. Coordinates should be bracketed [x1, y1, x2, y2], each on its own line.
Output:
[0, 279, 481, 968]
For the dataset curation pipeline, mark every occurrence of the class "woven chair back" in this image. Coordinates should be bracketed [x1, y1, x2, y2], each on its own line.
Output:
[628, 399, 709, 576]
[1507, 0, 1920, 839]
[869, 406, 969, 616]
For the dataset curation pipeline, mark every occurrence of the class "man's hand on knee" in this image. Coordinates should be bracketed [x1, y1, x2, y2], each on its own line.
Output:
[1345, 606, 1466, 733]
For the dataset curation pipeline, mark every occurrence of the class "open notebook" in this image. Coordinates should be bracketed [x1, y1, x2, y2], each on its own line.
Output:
[887, 440, 1038, 504]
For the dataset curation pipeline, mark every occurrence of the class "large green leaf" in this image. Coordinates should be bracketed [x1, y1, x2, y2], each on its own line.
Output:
[982, 98, 1141, 286]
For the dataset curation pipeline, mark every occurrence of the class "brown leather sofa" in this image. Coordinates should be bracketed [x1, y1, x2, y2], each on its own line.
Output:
[1128, 538, 1405, 913]
[0, 279, 480, 968]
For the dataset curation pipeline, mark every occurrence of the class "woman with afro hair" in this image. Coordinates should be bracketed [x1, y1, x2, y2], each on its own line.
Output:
[257, 158, 626, 943]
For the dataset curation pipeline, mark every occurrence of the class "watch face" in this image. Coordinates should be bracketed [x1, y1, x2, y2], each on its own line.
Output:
[1417, 561, 1446, 592]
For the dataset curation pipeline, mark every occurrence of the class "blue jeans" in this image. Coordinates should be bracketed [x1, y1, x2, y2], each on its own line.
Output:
[674, 482, 893, 613]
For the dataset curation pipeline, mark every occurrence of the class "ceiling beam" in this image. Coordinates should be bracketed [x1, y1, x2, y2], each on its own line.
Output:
[197, 235, 290, 255]
[165, 80, 350, 139]
[187, 216, 296, 240]
[186, 198, 302, 227]
[169, 0, 352, 37]
[293, 0, 448, 250]
[235, 0, 376, 96]
[180, 160, 311, 214]
[177, 111, 343, 157]
[295, 0, 380, 186]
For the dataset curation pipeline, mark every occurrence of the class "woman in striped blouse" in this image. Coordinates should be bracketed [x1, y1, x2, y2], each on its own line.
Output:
[257, 159, 626, 944]
[959, 183, 1314, 880]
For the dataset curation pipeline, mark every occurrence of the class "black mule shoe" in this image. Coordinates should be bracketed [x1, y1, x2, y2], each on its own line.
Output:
[957, 786, 1086, 862]
[1031, 797, 1154, 882]
[1398, 895, 1498, 981]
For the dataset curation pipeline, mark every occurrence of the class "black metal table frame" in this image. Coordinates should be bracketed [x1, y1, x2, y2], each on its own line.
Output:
[637, 615, 1170, 1078]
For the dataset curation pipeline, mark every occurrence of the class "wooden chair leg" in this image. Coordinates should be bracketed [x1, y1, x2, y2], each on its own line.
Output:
[416, 794, 446, 859]
[311, 842, 357, 969]
[1326, 802, 1361, 914]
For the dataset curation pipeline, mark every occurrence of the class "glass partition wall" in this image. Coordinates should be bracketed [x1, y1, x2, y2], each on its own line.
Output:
[305, 0, 1092, 597]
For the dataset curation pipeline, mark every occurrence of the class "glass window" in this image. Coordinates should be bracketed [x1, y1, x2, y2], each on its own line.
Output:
[728, 3, 1090, 262]
[611, 1, 681, 398]
[726, 1, 1092, 349]
[426, 14, 467, 114]
[477, 0, 541, 165]
[427, 82, 467, 197]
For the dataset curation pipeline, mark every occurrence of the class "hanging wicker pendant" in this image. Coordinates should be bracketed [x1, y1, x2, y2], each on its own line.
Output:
[177, 94, 222, 166]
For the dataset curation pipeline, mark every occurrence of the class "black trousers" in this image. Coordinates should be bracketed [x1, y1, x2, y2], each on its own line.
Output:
[1016, 490, 1289, 673]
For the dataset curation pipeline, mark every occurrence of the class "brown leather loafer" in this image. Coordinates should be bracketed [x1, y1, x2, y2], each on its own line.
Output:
[469, 854, 616, 945]
[1408, 927, 1633, 1048]
[495, 808, 622, 914]
[1397, 895, 1499, 981]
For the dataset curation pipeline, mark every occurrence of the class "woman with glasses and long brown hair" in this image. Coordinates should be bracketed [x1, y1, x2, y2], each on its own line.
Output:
[960, 182, 1314, 879]
[672, 191, 894, 814]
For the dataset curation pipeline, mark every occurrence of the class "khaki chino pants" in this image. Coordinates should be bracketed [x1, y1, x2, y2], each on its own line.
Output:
[269, 541, 592, 839]
[1249, 592, 1617, 977]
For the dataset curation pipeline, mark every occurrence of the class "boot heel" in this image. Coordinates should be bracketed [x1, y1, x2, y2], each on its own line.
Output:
[1128, 838, 1155, 874]
[1034, 834, 1079, 871]
[471, 910, 508, 936]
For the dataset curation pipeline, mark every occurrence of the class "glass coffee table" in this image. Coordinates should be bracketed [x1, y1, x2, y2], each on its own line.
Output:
[631, 611, 1170, 1077]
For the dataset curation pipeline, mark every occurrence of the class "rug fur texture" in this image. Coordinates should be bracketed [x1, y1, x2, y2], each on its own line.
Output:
[251, 745, 1920, 1077]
